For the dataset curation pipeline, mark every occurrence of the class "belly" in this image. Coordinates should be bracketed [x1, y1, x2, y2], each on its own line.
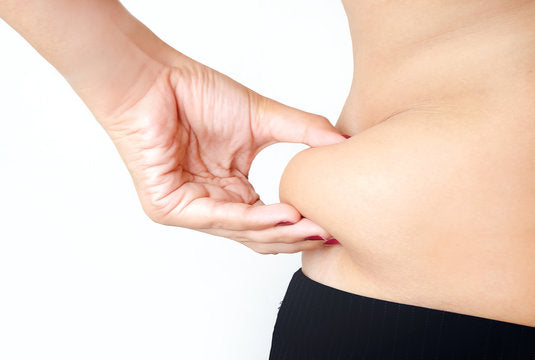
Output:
[280, 107, 535, 327]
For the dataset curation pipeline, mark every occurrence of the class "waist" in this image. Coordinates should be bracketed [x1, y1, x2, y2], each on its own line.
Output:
[296, 0, 535, 330]
[289, 106, 535, 327]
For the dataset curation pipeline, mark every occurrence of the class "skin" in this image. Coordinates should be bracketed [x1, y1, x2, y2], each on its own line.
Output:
[3, 0, 534, 328]
[280, 0, 535, 326]
[0, 0, 349, 255]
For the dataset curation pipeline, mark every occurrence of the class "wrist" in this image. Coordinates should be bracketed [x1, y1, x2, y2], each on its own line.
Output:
[64, 1, 174, 119]
[1, 0, 189, 120]
[70, 2, 199, 122]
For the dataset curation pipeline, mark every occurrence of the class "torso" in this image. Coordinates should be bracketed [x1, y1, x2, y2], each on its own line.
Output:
[283, 0, 535, 327]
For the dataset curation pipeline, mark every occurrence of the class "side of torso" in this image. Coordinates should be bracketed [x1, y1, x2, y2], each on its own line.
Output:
[300, 107, 535, 327]
[295, 3, 535, 327]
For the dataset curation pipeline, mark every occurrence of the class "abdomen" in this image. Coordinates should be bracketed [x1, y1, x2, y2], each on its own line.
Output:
[279, 110, 535, 327]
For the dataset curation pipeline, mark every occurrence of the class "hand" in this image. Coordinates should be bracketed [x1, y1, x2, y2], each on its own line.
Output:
[101, 57, 347, 254]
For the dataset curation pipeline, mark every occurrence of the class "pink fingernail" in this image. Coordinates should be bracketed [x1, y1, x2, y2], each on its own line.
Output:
[323, 238, 341, 245]
[276, 221, 295, 226]
[305, 235, 324, 240]
[342, 134, 351, 139]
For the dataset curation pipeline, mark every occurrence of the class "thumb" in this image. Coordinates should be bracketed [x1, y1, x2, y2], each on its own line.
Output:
[258, 97, 350, 148]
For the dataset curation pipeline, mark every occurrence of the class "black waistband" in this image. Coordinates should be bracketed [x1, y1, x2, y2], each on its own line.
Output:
[269, 267, 535, 360]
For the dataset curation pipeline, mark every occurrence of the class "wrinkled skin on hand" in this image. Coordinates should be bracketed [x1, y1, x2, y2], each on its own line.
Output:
[100, 58, 347, 254]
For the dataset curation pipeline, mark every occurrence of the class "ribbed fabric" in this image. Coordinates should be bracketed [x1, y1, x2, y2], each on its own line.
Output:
[269, 267, 535, 359]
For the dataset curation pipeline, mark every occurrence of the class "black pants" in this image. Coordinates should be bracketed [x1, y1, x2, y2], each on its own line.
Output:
[269, 267, 535, 359]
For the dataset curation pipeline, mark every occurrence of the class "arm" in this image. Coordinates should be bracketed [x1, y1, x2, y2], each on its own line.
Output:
[1, 0, 349, 254]
[0, 0, 179, 120]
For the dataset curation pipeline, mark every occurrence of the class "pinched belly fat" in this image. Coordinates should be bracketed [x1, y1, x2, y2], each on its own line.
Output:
[278, 111, 535, 326]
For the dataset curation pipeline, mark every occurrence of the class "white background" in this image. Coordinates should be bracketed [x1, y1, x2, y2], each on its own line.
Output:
[0, 0, 352, 358]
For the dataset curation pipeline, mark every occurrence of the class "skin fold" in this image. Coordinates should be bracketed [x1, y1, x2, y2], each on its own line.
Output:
[280, 0, 535, 327]
[3, 0, 534, 327]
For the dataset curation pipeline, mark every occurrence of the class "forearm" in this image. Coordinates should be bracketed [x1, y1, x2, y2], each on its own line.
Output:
[0, 0, 184, 119]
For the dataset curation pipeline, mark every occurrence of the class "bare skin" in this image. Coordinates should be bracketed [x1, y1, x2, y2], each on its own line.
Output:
[4, 0, 534, 328]
[280, 0, 535, 327]
[0, 0, 349, 255]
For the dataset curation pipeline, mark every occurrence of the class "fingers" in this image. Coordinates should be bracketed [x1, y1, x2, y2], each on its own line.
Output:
[256, 96, 349, 148]
[250, 217, 332, 244]
[163, 194, 339, 254]
[239, 239, 325, 255]
[197, 216, 339, 254]
[168, 197, 303, 231]
[200, 216, 332, 244]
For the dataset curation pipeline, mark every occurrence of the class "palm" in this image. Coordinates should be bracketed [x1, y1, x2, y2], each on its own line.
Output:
[102, 59, 345, 252]
[107, 64, 261, 222]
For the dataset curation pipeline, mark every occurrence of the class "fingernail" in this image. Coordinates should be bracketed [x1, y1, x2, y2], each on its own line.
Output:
[342, 134, 351, 139]
[323, 238, 341, 245]
[304, 235, 324, 240]
[276, 221, 295, 226]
